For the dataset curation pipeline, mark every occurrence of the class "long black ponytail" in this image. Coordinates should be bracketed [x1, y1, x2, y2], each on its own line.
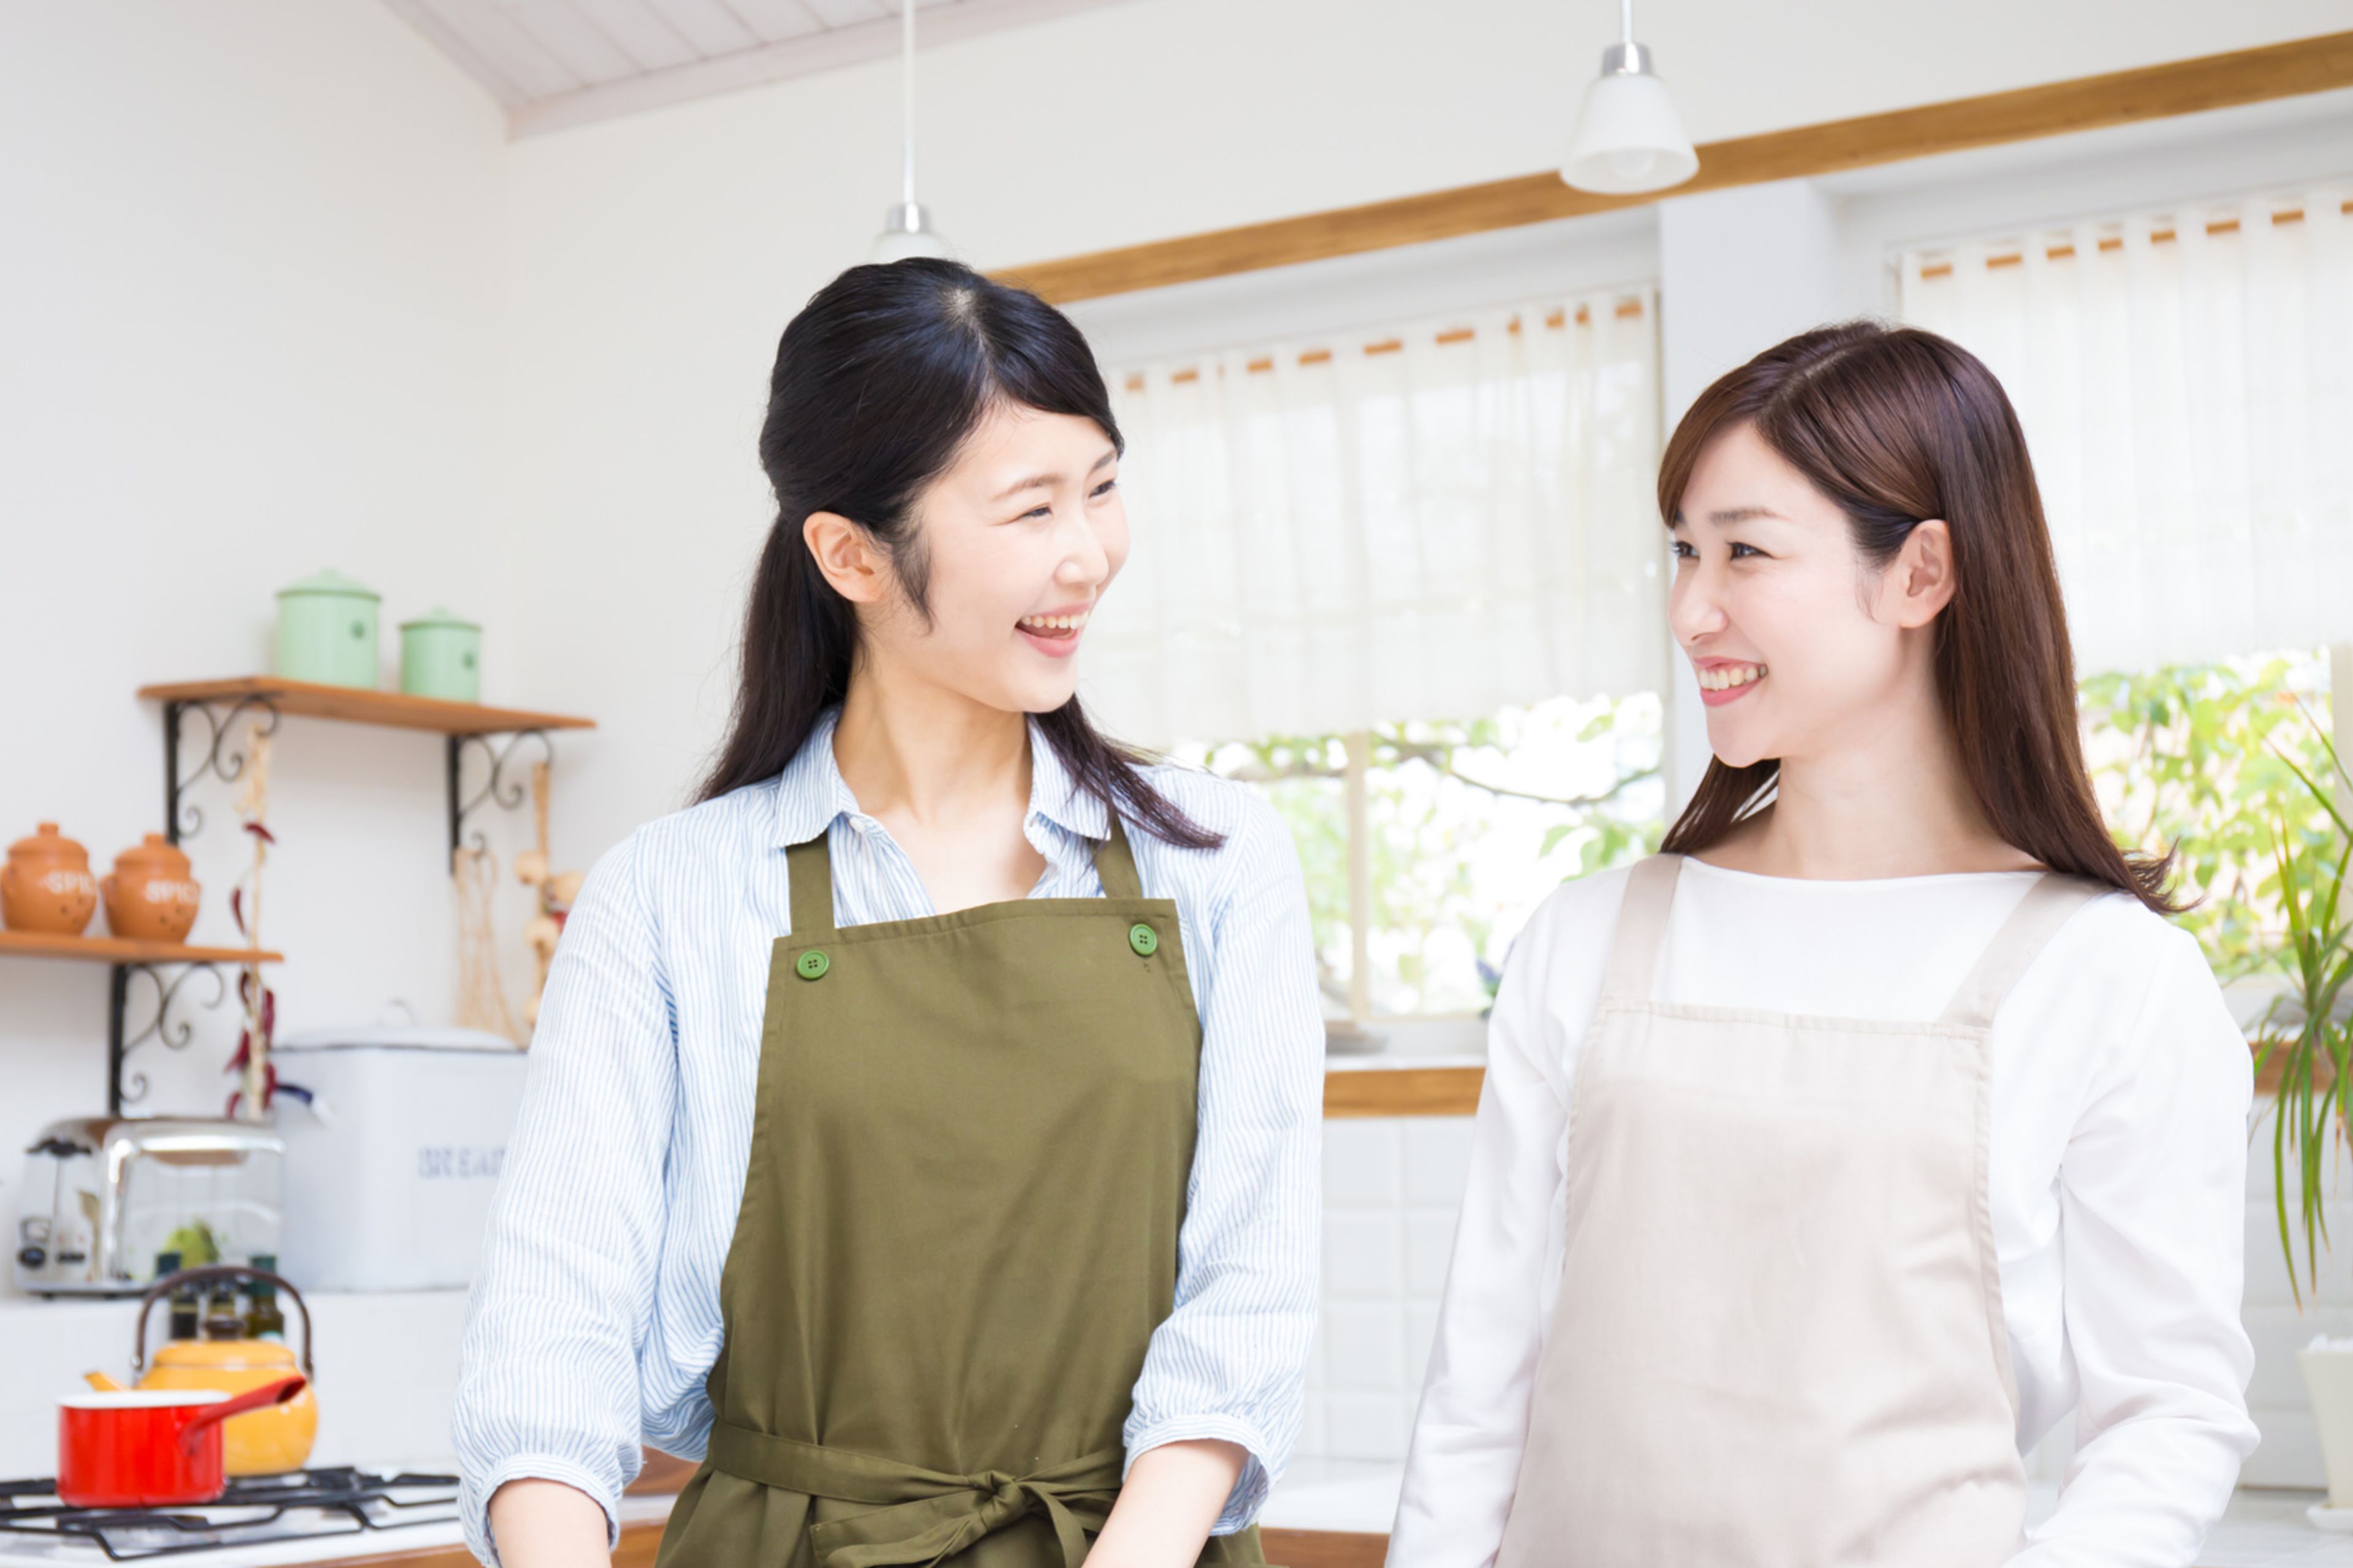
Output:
[697, 258, 1221, 850]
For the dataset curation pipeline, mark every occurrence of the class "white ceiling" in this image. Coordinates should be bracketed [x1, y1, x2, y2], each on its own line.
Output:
[382, 0, 1139, 137]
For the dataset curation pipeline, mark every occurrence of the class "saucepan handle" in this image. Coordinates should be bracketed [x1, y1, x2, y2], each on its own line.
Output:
[178, 1376, 306, 1450]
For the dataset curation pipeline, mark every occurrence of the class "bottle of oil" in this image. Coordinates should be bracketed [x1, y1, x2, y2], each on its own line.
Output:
[159, 1251, 199, 1341]
[244, 1255, 287, 1343]
[202, 1280, 244, 1341]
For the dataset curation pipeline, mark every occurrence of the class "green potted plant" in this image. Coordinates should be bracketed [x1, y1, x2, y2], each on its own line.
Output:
[2253, 729, 2353, 1521]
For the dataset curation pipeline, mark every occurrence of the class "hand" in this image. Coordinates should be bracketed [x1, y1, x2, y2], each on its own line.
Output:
[487, 1477, 610, 1568]
[1085, 1439, 1247, 1568]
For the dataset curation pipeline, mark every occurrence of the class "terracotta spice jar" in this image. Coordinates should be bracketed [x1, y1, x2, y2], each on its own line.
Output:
[1, 823, 99, 936]
[103, 834, 202, 944]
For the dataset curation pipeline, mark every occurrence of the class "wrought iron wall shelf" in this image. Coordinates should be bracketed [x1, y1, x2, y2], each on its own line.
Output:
[0, 933, 285, 1116]
[0, 679, 594, 1115]
[135, 677, 596, 859]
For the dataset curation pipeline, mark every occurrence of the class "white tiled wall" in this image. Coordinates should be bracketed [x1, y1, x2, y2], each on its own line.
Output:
[1302, 1102, 2353, 1488]
[1300, 1116, 1477, 1463]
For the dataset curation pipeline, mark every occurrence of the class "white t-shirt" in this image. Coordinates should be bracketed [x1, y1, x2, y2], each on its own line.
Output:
[1390, 857, 2259, 1568]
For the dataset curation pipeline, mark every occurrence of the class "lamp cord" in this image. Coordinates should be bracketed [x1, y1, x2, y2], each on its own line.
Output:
[901, 0, 917, 208]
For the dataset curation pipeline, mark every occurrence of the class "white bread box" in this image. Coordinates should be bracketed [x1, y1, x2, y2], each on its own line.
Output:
[271, 1025, 528, 1293]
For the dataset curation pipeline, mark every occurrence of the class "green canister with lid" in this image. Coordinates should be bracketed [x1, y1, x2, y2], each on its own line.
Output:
[274, 569, 381, 688]
[399, 605, 481, 703]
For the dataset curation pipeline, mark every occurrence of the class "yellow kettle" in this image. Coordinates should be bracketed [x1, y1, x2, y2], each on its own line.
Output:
[85, 1263, 318, 1477]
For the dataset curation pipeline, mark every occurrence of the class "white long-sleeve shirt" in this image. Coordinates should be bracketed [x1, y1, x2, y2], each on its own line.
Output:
[1392, 858, 2258, 1568]
[452, 711, 1324, 1564]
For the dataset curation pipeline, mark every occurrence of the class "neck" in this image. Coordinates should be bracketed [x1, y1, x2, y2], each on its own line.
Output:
[1726, 657, 2032, 880]
[832, 657, 1030, 832]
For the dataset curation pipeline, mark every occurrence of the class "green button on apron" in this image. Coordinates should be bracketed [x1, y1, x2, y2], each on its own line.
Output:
[656, 819, 1270, 1568]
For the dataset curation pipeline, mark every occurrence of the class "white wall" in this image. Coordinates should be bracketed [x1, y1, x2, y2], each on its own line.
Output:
[0, 1, 509, 1293]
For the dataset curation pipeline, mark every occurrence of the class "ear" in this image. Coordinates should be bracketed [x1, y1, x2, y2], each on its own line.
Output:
[803, 511, 890, 605]
[1885, 518, 1958, 629]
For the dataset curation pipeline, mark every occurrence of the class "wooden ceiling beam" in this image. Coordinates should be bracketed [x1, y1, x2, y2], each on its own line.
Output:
[993, 30, 2353, 304]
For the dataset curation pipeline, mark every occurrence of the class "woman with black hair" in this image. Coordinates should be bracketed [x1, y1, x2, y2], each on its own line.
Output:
[453, 260, 1322, 1568]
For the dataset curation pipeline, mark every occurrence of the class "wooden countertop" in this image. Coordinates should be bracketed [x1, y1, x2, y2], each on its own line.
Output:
[331, 1521, 1387, 1567]
[1323, 1062, 1482, 1116]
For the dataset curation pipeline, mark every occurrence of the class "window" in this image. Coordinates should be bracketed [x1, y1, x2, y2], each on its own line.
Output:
[1901, 183, 2353, 982]
[1178, 693, 1664, 1021]
[1898, 183, 2353, 678]
[2080, 646, 2338, 979]
[1086, 289, 1668, 1023]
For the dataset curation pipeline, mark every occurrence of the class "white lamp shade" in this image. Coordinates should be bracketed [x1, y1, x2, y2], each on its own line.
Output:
[871, 226, 955, 264]
[1562, 69, 1698, 194]
[871, 200, 955, 264]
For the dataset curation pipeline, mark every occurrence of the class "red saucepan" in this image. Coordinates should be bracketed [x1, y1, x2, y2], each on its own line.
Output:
[57, 1377, 306, 1507]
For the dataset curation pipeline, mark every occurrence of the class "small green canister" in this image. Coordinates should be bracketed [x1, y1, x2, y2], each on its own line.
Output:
[275, 569, 381, 688]
[399, 605, 481, 703]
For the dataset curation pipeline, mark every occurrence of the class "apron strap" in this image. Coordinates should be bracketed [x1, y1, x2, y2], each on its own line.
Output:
[789, 817, 1143, 935]
[1936, 873, 2104, 1029]
[1599, 854, 1684, 1006]
[786, 830, 837, 939]
[1093, 816, 1144, 901]
[708, 1418, 1120, 1568]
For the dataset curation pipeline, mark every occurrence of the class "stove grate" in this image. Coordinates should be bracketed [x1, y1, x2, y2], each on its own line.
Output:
[0, 1469, 460, 1560]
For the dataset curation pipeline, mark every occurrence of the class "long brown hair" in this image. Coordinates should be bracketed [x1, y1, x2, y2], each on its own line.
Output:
[1656, 321, 2177, 912]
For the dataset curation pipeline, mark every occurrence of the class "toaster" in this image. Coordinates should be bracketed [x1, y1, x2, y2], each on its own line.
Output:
[13, 1118, 284, 1297]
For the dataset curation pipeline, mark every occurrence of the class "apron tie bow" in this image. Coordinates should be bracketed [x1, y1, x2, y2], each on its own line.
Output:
[708, 1419, 1121, 1567]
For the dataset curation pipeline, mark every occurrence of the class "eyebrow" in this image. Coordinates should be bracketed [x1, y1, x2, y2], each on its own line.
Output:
[988, 447, 1119, 503]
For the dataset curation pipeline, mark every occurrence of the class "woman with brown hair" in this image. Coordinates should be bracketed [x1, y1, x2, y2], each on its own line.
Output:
[1389, 322, 2256, 1566]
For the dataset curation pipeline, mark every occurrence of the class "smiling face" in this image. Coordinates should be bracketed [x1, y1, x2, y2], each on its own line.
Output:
[827, 400, 1127, 716]
[1669, 421, 1953, 771]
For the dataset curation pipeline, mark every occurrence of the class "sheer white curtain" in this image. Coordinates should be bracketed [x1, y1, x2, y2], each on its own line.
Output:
[1900, 187, 2353, 676]
[1082, 289, 1664, 747]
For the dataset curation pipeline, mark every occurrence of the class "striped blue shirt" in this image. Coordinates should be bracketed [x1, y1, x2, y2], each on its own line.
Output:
[453, 710, 1324, 1562]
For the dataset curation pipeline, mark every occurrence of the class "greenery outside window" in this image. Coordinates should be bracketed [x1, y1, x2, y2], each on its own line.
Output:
[1176, 693, 1666, 1022]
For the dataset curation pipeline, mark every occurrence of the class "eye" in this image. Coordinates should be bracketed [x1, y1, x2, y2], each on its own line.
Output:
[1017, 503, 1052, 522]
[1090, 477, 1119, 499]
[1729, 541, 1765, 559]
[1670, 539, 1696, 560]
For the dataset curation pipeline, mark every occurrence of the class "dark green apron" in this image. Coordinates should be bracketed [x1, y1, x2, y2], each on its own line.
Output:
[655, 819, 1269, 1568]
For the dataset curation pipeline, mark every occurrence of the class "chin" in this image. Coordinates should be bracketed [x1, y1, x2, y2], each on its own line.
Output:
[971, 671, 1078, 718]
[1705, 724, 1772, 771]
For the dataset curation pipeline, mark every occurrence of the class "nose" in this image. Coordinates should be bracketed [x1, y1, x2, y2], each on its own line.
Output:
[1054, 509, 1112, 589]
[1668, 553, 1728, 649]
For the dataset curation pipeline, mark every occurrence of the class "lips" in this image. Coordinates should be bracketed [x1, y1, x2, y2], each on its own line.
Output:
[1694, 659, 1767, 708]
[1017, 606, 1091, 659]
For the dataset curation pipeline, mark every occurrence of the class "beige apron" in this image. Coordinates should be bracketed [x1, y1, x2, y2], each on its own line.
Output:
[1495, 854, 2099, 1568]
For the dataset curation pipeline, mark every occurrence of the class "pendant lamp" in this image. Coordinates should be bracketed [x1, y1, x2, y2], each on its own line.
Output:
[1561, 0, 1699, 195]
[871, 0, 953, 262]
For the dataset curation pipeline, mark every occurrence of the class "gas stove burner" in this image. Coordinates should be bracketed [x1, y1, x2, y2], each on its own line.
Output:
[0, 1469, 458, 1560]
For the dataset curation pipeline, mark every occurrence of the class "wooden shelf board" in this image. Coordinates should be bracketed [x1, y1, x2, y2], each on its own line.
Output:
[996, 31, 2353, 303]
[135, 677, 594, 737]
[0, 930, 282, 966]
